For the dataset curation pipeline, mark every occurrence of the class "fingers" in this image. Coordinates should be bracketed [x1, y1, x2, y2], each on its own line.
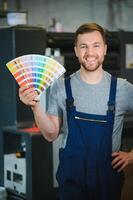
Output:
[19, 85, 29, 93]
[111, 151, 132, 172]
[117, 162, 128, 172]
[19, 86, 39, 107]
[112, 157, 127, 172]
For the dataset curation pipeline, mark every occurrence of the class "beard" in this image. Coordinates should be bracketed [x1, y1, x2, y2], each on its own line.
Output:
[81, 61, 100, 72]
[79, 56, 104, 72]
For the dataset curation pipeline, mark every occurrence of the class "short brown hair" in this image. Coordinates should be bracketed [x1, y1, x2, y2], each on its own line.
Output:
[74, 22, 106, 45]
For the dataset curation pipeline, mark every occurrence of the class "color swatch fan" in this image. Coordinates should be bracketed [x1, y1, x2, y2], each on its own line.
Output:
[6, 54, 66, 99]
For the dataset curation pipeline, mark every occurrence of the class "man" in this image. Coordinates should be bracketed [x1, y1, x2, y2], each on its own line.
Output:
[19, 23, 133, 200]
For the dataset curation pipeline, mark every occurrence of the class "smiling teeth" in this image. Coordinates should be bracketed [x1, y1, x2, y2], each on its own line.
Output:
[87, 59, 95, 61]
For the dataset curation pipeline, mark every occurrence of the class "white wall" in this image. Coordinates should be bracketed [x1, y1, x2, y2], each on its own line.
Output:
[0, 0, 133, 31]
[21, 0, 133, 32]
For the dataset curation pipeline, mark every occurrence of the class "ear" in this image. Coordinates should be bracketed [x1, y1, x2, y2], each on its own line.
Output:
[74, 46, 78, 57]
[104, 44, 107, 55]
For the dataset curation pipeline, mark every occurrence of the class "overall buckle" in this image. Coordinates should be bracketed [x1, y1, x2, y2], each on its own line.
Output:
[66, 99, 74, 109]
[108, 104, 115, 113]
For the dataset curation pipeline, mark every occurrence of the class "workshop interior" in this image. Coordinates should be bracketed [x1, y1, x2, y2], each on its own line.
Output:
[0, 0, 133, 200]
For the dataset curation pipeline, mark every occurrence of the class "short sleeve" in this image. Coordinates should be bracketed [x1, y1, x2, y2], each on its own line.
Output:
[124, 80, 133, 111]
[46, 81, 63, 117]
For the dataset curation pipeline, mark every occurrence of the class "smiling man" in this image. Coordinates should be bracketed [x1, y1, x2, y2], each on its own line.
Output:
[19, 23, 133, 200]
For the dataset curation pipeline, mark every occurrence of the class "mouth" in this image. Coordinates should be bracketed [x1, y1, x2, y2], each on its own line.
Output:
[86, 55, 96, 60]
[86, 57, 96, 65]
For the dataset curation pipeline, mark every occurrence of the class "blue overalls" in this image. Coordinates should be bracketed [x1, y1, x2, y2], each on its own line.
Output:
[56, 76, 124, 200]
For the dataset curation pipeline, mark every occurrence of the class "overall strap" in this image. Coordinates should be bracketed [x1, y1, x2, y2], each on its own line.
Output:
[108, 76, 117, 113]
[65, 76, 74, 110]
[106, 76, 117, 153]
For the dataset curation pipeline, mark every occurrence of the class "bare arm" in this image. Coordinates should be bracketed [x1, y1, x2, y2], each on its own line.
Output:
[32, 103, 61, 141]
[19, 86, 62, 141]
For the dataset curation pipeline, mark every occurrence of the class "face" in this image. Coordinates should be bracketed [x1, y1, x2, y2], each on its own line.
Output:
[74, 31, 107, 72]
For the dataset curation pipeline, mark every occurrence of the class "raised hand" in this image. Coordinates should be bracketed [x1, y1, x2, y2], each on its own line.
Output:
[19, 86, 39, 107]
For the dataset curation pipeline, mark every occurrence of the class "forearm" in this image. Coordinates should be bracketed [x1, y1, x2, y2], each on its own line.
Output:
[32, 102, 60, 142]
[19, 86, 60, 141]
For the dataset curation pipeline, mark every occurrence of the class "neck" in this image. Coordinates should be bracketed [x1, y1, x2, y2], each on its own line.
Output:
[80, 67, 104, 84]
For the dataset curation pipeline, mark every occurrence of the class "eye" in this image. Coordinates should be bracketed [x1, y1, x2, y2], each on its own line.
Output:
[94, 43, 101, 48]
[94, 44, 100, 48]
[80, 44, 86, 49]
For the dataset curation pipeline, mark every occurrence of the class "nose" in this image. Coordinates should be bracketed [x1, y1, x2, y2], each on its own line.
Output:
[85, 47, 94, 56]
